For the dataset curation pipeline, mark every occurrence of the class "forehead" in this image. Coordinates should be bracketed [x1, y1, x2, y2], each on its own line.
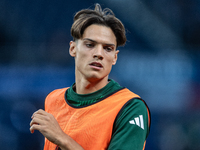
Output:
[82, 24, 117, 46]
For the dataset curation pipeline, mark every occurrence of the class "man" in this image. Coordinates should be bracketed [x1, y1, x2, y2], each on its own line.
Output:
[30, 3, 151, 150]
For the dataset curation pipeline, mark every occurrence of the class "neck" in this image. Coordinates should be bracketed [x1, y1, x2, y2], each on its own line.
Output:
[75, 76, 109, 94]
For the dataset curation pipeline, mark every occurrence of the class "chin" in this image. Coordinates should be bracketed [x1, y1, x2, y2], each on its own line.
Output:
[87, 74, 108, 83]
[87, 76, 100, 82]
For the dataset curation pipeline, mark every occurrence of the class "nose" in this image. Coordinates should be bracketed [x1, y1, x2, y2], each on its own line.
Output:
[93, 45, 103, 60]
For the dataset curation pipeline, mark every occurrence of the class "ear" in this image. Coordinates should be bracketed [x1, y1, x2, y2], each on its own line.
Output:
[69, 41, 76, 57]
[112, 50, 119, 65]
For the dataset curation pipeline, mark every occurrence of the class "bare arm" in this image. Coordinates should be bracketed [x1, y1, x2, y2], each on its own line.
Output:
[30, 109, 84, 150]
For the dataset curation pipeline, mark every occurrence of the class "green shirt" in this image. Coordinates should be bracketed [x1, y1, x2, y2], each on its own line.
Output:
[66, 79, 150, 150]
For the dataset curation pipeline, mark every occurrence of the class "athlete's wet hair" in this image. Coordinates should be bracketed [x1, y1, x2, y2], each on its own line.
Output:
[71, 3, 126, 47]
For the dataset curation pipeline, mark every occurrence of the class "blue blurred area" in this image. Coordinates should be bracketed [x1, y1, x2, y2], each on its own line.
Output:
[0, 0, 200, 149]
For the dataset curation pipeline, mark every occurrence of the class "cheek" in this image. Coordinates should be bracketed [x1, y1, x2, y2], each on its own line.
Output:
[105, 57, 115, 70]
[76, 52, 88, 66]
[107, 55, 116, 65]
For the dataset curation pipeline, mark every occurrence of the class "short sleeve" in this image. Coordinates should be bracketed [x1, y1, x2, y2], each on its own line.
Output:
[108, 99, 150, 150]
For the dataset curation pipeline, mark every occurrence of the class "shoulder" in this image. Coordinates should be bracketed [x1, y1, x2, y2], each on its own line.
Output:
[46, 87, 69, 98]
[108, 98, 151, 149]
[45, 87, 69, 111]
[116, 98, 150, 120]
[114, 98, 151, 137]
[123, 98, 150, 117]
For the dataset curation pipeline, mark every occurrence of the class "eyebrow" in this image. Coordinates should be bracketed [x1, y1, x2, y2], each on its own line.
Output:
[82, 38, 116, 47]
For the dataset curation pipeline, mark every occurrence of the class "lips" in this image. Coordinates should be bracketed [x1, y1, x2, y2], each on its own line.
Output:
[89, 62, 103, 69]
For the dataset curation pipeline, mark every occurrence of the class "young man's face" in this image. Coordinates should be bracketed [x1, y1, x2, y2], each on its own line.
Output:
[69, 24, 119, 82]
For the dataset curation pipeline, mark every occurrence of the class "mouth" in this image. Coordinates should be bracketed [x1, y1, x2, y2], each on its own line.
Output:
[89, 62, 103, 69]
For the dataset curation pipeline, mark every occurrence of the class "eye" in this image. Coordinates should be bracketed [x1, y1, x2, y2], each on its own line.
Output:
[104, 46, 113, 52]
[86, 43, 94, 48]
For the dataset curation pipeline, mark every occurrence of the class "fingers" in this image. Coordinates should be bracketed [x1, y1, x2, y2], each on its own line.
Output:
[31, 109, 54, 124]
[30, 116, 43, 126]
[31, 109, 46, 118]
[30, 109, 65, 145]
[30, 109, 46, 128]
[30, 123, 40, 134]
[30, 109, 47, 134]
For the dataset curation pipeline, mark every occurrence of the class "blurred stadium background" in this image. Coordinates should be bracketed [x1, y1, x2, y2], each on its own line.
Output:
[0, 0, 200, 149]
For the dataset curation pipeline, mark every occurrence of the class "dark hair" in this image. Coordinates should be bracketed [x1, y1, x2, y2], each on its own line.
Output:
[71, 3, 126, 47]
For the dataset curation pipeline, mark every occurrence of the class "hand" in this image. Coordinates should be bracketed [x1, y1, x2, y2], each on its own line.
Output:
[30, 109, 84, 150]
[30, 109, 64, 145]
